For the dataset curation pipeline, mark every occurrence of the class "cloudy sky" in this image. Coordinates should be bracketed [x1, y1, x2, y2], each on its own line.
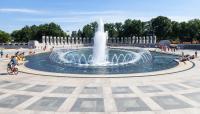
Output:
[0, 0, 200, 33]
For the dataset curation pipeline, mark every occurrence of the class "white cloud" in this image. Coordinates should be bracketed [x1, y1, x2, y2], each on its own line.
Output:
[66, 10, 125, 15]
[0, 8, 43, 14]
[18, 17, 85, 23]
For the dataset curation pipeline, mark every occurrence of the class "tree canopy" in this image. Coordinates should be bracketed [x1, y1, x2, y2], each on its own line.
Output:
[0, 30, 11, 43]
[1, 16, 200, 43]
[11, 22, 68, 42]
[77, 16, 200, 42]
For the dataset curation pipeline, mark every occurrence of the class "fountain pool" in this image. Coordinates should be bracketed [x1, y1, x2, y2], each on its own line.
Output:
[25, 48, 179, 74]
[24, 19, 179, 75]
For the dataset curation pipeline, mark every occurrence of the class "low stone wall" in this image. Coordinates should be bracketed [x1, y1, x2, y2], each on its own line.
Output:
[177, 44, 200, 50]
[0, 36, 157, 49]
[42, 36, 157, 46]
[0, 43, 28, 49]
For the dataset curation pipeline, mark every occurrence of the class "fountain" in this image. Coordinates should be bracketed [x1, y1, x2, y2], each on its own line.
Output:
[25, 19, 179, 75]
[49, 19, 153, 67]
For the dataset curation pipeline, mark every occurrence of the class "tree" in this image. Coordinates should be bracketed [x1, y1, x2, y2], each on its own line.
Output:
[123, 19, 144, 37]
[170, 21, 181, 41]
[71, 31, 78, 37]
[0, 30, 11, 43]
[77, 29, 83, 37]
[104, 23, 118, 37]
[188, 19, 200, 41]
[11, 22, 67, 42]
[151, 16, 172, 41]
[115, 22, 123, 37]
[82, 22, 97, 38]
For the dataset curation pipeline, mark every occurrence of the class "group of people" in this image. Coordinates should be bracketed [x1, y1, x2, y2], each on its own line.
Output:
[158, 45, 179, 52]
[180, 51, 198, 63]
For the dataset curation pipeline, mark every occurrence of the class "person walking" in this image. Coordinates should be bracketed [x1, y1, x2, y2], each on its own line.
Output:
[0, 50, 3, 58]
[195, 51, 198, 58]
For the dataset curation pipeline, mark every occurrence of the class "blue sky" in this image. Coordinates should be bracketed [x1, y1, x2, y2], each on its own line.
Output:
[0, 0, 200, 33]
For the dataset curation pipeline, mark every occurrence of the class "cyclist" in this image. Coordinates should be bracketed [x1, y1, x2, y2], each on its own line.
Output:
[8, 56, 19, 71]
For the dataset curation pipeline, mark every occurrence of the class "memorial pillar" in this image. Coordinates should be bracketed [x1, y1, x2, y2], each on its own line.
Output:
[42, 36, 46, 44]
[146, 36, 149, 44]
[153, 36, 157, 44]
[150, 36, 153, 44]
[46, 36, 49, 45]
[132, 36, 135, 44]
[60, 37, 63, 45]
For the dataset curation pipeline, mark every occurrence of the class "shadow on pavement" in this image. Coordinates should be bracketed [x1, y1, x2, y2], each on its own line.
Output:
[0, 73, 9, 75]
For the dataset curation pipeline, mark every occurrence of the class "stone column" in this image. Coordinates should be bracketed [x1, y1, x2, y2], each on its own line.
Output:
[132, 36, 135, 44]
[138, 37, 141, 44]
[65, 37, 68, 44]
[46, 36, 49, 45]
[58, 37, 61, 45]
[135, 36, 138, 44]
[42, 36, 46, 44]
[150, 36, 153, 44]
[78, 37, 80, 44]
[146, 36, 149, 44]
[53, 36, 56, 45]
[142, 37, 145, 44]
[153, 36, 157, 44]
[49, 36, 52, 45]
[76, 37, 78, 44]
[60, 37, 63, 45]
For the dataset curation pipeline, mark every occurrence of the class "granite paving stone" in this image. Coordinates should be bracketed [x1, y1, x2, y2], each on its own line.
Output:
[112, 87, 133, 94]
[0, 94, 32, 108]
[51, 86, 75, 94]
[26, 97, 66, 111]
[70, 98, 104, 112]
[137, 85, 163, 93]
[114, 97, 151, 112]
[2, 83, 29, 90]
[183, 92, 200, 103]
[161, 84, 187, 91]
[81, 87, 102, 94]
[24, 85, 50, 92]
[151, 95, 192, 110]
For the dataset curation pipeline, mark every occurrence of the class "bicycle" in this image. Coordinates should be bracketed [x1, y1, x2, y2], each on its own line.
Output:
[7, 64, 18, 75]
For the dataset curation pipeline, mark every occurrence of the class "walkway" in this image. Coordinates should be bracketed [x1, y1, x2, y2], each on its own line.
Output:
[0, 49, 199, 114]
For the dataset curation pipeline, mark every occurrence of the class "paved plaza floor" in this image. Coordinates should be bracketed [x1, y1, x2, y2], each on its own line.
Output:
[0, 49, 200, 114]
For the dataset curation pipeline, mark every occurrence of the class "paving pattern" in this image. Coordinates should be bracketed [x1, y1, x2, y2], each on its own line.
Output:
[0, 49, 200, 114]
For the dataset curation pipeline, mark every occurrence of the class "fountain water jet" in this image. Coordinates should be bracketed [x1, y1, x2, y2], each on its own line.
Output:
[92, 19, 108, 65]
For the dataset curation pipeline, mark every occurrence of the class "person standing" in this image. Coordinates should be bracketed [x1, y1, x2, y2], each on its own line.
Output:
[0, 50, 3, 58]
[195, 51, 198, 58]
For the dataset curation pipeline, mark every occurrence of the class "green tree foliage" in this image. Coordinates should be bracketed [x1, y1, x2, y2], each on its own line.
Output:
[151, 16, 172, 41]
[82, 22, 97, 38]
[11, 22, 67, 42]
[104, 23, 118, 37]
[71, 31, 78, 37]
[188, 19, 200, 40]
[0, 30, 11, 43]
[3, 16, 200, 43]
[123, 19, 144, 37]
[115, 22, 123, 37]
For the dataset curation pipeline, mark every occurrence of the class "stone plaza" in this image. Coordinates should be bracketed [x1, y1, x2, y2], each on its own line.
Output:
[0, 48, 200, 114]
